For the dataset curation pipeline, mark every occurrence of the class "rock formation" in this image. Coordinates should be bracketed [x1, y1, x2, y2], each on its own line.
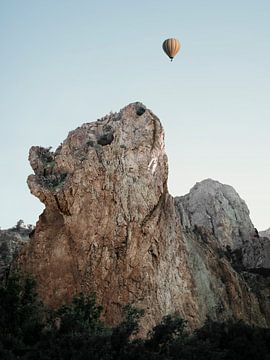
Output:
[260, 228, 270, 239]
[175, 179, 255, 249]
[0, 221, 32, 280]
[175, 181, 270, 327]
[242, 237, 270, 276]
[17, 102, 270, 333]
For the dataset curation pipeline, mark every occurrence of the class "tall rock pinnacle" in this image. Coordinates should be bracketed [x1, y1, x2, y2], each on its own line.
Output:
[18, 103, 198, 332]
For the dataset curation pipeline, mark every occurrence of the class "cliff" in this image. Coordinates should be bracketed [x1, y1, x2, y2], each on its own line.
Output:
[16, 103, 270, 333]
[175, 179, 270, 326]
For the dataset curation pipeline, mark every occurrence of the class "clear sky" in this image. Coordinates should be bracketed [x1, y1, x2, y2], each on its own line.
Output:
[0, 0, 269, 230]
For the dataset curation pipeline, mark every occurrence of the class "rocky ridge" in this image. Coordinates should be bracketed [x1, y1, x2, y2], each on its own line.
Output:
[16, 102, 270, 333]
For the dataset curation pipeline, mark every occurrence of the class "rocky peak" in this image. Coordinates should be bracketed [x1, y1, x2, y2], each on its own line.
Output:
[18, 102, 199, 333]
[175, 179, 256, 249]
[27, 102, 167, 216]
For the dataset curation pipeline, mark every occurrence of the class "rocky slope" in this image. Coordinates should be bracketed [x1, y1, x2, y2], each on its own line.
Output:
[0, 221, 32, 280]
[16, 102, 270, 333]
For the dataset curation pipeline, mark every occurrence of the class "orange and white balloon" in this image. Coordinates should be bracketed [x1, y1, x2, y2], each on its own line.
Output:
[162, 38, 181, 61]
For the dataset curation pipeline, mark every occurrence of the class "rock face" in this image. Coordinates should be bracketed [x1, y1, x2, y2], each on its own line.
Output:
[242, 237, 270, 276]
[17, 103, 270, 333]
[0, 221, 31, 280]
[260, 228, 270, 239]
[18, 103, 199, 332]
[175, 179, 256, 249]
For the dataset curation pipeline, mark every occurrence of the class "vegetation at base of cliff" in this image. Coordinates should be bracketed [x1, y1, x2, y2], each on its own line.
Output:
[1, 275, 270, 360]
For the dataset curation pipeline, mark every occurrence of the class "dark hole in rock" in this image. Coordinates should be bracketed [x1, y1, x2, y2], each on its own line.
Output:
[29, 228, 35, 238]
[97, 133, 114, 146]
[247, 267, 270, 277]
[136, 107, 146, 116]
[87, 140, 94, 147]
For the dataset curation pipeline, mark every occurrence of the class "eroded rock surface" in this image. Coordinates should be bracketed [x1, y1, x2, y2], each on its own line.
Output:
[175, 180, 270, 325]
[242, 237, 270, 276]
[17, 103, 270, 333]
[18, 103, 199, 333]
[179, 227, 270, 328]
[175, 179, 256, 249]
[260, 228, 270, 239]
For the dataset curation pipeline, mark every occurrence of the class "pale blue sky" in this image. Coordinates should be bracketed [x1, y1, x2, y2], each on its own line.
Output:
[1, 0, 269, 230]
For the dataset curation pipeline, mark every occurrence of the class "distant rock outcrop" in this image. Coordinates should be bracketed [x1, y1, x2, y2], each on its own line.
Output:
[0, 221, 32, 280]
[16, 103, 270, 333]
[260, 228, 270, 239]
[175, 179, 256, 249]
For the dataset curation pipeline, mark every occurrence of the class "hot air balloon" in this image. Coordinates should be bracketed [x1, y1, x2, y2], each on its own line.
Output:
[162, 38, 181, 61]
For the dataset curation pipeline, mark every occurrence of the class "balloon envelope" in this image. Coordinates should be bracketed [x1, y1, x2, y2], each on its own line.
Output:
[162, 38, 181, 60]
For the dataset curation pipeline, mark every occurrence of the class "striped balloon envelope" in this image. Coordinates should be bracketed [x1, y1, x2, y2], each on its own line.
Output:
[162, 38, 181, 61]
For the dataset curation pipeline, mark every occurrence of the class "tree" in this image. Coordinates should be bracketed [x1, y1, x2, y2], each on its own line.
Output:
[0, 274, 44, 357]
[110, 305, 144, 355]
[146, 314, 187, 356]
[51, 293, 105, 336]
